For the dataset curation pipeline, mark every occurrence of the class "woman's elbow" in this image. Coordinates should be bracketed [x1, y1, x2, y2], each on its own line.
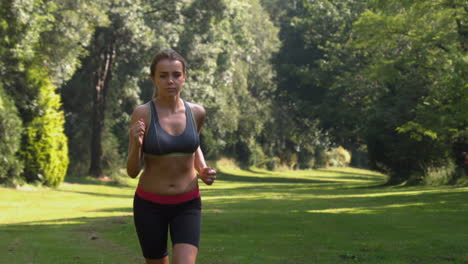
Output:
[126, 165, 140, 178]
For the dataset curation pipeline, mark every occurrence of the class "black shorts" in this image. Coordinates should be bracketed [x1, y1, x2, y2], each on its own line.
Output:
[133, 193, 202, 259]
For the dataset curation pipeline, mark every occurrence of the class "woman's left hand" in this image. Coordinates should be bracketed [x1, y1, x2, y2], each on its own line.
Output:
[200, 168, 217, 185]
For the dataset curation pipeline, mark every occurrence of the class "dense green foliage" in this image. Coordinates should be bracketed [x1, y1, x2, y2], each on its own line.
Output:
[262, 0, 467, 183]
[62, 0, 155, 176]
[0, 0, 91, 186]
[62, 0, 280, 175]
[0, 83, 23, 184]
[1, 0, 466, 185]
[176, 0, 280, 163]
[349, 0, 468, 183]
[21, 67, 69, 187]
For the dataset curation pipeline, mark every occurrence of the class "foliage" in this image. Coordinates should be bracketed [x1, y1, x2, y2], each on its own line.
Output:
[263, 0, 467, 181]
[63, 0, 280, 171]
[349, 0, 467, 182]
[327, 146, 352, 167]
[0, 0, 94, 186]
[0, 83, 23, 184]
[21, 67, 69, 187]
[61, 0, 156, 176]
[261, 0, 364, 169]
[176, 0, 280, 163]
[422, 160, 457, 186]
[1, 0, 465, 184]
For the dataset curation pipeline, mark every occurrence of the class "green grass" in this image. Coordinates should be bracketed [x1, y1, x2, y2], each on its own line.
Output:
[1, 164, 468, 264]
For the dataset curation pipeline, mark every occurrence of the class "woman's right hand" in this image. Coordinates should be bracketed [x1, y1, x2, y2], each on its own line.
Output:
[200, 167, 217, 185]
[130, 118, 146, 146]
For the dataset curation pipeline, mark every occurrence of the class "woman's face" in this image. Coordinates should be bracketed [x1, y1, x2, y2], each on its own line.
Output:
[152, 59, 186, 97]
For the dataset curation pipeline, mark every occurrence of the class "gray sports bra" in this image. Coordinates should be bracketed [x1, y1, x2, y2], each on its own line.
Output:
[142, 100, 200, 157]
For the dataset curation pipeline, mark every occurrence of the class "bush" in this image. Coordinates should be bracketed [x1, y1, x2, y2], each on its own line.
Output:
[314, 147, 329, 168]
[298, 146, 315, 169]
[0, 84, 24, 185]
[215, 157, 240, 170]
[422, 161, 457, 186]
[284, 153, 298, 169]
[327, 146, 352, 167]
[249, 142, 267, 168]
[21, 67, 69, 187]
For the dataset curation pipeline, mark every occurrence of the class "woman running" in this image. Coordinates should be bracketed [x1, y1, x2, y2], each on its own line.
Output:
[127, 49, 217, 264]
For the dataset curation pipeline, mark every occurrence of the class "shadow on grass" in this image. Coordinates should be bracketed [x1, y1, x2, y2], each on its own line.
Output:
[54, 189, 133, 199]
[3, 166, 467, 264]
[217, 171, 337, 184]
[2, 185, 468, 264]
[246, 168, 273, 176]
[0, 214, 142, 264]
[64, 176, 133, 187]
[317, 169, 387, 179]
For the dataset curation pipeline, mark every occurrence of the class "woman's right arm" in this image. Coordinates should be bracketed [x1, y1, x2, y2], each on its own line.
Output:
[126, 106, 147, 178]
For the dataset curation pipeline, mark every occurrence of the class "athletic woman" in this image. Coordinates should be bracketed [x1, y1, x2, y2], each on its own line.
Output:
[127, 49, 217, 264]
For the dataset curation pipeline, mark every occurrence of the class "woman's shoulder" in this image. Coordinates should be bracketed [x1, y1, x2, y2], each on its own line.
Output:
[185, 101, 206, 129]
[133, 101, 151, 113]
[185, 101, 206, 117]
[130, 102, 151, 122]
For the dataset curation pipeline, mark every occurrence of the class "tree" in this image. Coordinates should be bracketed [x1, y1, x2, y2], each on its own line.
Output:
[0, 83, 23, 185]
[0, 0, 101, 186]
[21, 67, 69, 187]
[349, 0, 467, 182]
[62, 0, 158, 177]
[175, 0, 280, 164]
[261, 0, 366, 168]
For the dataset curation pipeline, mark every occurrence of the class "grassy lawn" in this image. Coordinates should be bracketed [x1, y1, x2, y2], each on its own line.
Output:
[1, 163, 468, 264]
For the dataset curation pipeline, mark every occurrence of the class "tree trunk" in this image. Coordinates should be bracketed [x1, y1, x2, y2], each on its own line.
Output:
[89, 39, 116, 177]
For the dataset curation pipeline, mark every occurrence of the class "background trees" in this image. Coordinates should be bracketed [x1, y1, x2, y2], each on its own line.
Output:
[341, 0, 467, 183]
[0, 0, 102, 186]
[0, 0, 465, 186]
[261, 0, 466, 183]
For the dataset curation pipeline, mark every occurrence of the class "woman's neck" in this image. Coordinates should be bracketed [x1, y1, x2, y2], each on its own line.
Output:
[154, 96, 182, 113]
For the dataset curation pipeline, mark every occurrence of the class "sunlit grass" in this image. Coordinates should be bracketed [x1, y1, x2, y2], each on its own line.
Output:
[0, 180, 137, 225]
[1, 165, 467, 264]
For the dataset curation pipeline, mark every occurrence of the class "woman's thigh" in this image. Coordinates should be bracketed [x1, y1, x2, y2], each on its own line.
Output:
[133, 194, 170, 259]
[169, 197, 202, 248]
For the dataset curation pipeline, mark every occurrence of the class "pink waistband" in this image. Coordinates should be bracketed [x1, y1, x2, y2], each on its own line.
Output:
[136, 185, 200, 205]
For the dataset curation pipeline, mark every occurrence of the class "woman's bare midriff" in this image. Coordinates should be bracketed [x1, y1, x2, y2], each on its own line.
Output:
[138, 154, 198, 196]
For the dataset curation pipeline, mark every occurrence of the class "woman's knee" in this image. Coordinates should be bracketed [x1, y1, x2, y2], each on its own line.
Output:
[172, 243, 198, 264]
[145, 256, 169, 264]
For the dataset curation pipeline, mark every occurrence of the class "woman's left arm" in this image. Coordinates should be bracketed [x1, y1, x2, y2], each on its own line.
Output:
[191, 103, 217, 185]
[195, 147, 216, 185]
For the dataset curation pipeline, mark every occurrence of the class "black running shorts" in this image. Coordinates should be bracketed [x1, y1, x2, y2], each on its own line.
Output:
[133, 193, 202, 259]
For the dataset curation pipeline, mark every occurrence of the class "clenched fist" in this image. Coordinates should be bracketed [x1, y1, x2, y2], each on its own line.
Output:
[130, 118, 146, 146]
[200, 167, 217, 185]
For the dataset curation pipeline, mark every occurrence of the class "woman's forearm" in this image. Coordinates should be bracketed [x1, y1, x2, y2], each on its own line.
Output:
[127, 143, 142, 178]
[194, 147, 207, 174]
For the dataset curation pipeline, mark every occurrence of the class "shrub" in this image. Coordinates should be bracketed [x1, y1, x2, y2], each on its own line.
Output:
[266, 156, 280, 170]
[327, 146, 352, 167]
[314, 147, 329, 168]
[0, 84, 24, 185]
[21, 67, 69, 187]
[249, 142, 267, 168]
[422, 161, 457, 186]
[298, 146, 315, 169]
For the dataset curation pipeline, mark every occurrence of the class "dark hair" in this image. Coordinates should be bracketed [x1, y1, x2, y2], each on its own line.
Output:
[150, 49, 186, 77]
